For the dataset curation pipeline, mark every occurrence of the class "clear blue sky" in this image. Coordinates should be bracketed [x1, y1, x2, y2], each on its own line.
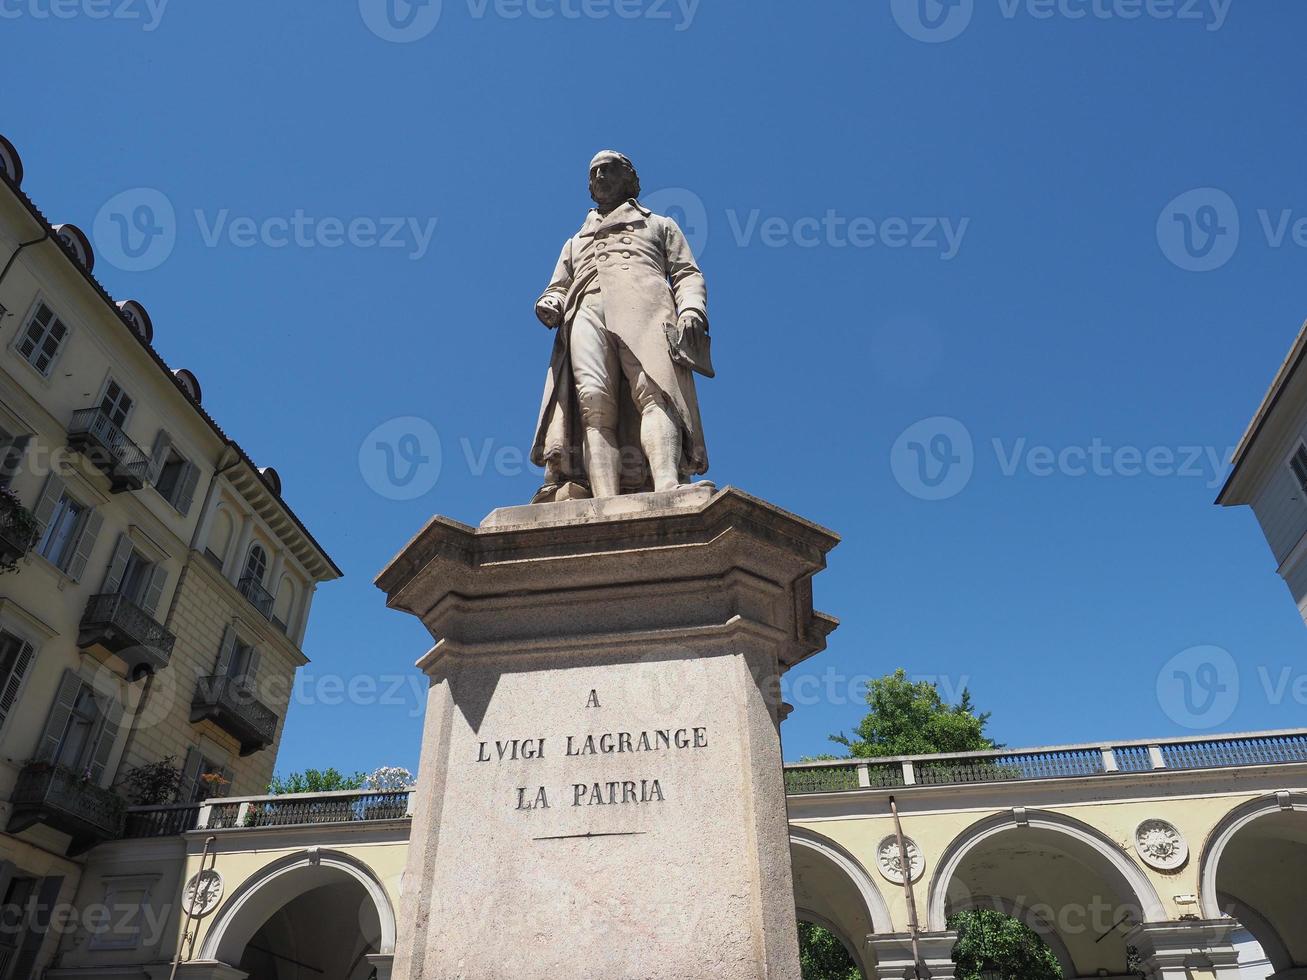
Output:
[7, 0, 1307, 777]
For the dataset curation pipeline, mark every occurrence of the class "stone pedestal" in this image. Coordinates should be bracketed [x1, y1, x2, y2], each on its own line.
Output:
[869, 932, 959, 980]
[376, 486, 838, 980]
[1128, 920, 1241, 980]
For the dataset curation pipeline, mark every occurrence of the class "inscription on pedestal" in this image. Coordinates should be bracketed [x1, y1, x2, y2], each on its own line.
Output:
[472, 689, 709, 828]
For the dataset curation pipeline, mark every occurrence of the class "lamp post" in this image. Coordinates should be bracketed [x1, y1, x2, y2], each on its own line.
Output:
[974, 911, 1003, 980]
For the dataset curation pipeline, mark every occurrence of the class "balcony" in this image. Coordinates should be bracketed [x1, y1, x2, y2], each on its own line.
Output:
[238, 574, 274, 619]
[66, 407, 150, 492]
[191, 675, 278, 756]
[0, 489, 36, 569]
[78, 592, 176, 677]
[7, 763, 126, 855]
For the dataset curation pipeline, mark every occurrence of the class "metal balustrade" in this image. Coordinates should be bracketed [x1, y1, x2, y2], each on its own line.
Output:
[238, 574, 275, 618]
[66, 407, 150, 492]
[181, 789, 414, 831]
[782, 728, 1307, 796]
[78, 592, 176, 675]
[122, 803, 202, 838]
[190, 675, 279, 756]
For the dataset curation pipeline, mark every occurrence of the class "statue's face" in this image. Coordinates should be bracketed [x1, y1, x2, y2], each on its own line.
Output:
[589, 159, 636, 208]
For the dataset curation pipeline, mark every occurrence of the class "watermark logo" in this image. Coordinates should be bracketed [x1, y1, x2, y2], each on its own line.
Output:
[93, 187, 176, 273]
[1157, 188, 1240, 272]
[359, 0, 442, 41]
[891, 416, 975, 501]
[1156, 644, 1239, 729]
[359, 416, 443, 500]
[891, 0, 974, 42]
[643, 187, 709, 257]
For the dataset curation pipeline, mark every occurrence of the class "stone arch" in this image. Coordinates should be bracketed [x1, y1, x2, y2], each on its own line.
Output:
[927, 809, 1166, 931]
[200, 848, 397, 965]
[790, 827, 892, 979]
[1199, 793, 1307, 970]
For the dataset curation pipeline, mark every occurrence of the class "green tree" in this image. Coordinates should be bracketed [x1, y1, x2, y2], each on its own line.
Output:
[830, 669, 996, 758]
[949, 908, 1062, 980]
[799, 669, 1061, 980]
[267, 768, 366, 795]
[798, 921, 860, 980]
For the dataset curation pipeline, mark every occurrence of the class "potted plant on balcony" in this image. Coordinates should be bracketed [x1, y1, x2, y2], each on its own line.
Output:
[0, 486, 38, 572]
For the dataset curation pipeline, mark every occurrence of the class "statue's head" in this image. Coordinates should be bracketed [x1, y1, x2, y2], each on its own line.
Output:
[588, 150, 641, 209]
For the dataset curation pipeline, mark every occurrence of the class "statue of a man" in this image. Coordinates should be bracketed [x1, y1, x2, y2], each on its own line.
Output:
[531, 151, 712, 502]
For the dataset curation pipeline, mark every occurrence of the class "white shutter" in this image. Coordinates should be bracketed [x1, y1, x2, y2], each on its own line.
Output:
[0, 638, 35, 734]
[34, 670, 83, 765]
[175, 462, 200, 516]
[88, 693, 123, 785]
[65, 508, 103, 582]
[30, 474, 64, 534]
[214, 626, 237, 676]
[101, 533, 134, 594]
[140, 565, 168, 618]
[147, 430, 172, 484]
[179, 747, 203, 803]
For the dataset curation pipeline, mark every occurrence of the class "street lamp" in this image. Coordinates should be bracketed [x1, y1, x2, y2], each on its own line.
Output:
[974, 912, 1003, 980]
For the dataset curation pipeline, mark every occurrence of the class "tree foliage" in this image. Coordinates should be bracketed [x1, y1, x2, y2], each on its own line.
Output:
[798, 921, 860, 980]
[267, 768, 366, 795]
[829, 668, 996, 758]
[949, 907, 1063, 980]
[120, 756, 185, 805]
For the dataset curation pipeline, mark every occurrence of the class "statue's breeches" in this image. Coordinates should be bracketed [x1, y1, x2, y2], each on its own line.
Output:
[570, 292, 667, 431]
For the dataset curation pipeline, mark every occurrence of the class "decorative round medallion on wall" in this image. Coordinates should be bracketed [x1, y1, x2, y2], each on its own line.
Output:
[875, 834, 924, 884]
[1134, 819, 1188, 871]
[182, 869, 224, 917]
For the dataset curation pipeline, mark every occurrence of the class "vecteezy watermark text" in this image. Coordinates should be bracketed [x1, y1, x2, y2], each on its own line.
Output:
[0, 0, 169, 29]
[890, 0, 1229, 44]
[891, 417, 1233, 501]
[725, 210, 969, 260]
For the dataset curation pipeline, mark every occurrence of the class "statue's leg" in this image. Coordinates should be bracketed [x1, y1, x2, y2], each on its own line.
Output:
[570, 306, 622, 498]
[621, 350, 682, 493]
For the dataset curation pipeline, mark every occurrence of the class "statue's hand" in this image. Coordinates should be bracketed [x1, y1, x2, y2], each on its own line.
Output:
[535, 295, 564, 329]
[677, 310, 706, 334]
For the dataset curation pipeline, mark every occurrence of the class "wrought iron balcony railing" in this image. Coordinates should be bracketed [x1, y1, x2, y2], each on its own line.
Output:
[121, 802, 203, 839]
[78, 592, 176, 677]
[7, 763, 126, 855]
[238, 574, 274, 619]
[194, 788, 413, 831]
[190, 675, 279, 756]
[66, 407, 150, 492]
[783, 728, 1307, 796]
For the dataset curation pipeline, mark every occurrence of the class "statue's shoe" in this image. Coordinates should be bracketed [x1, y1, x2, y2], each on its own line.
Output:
[530, 481, 593, 504]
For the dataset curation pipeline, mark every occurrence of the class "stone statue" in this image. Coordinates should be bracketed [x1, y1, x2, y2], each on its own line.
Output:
[531, 150, 713, 502]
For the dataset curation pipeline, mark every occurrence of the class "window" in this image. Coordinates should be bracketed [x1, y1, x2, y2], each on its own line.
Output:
[215, 626, 260, 683]
[16, 302, 68, 376]
[1291, 444, 1307, 493]
[0, 875, 36, 959]
[0, 425, 29, 488]
[147, 434, 199, 516]
[0, 630, 35, 736]
[37, 493, 86, 569]
[98, 379, 133, 429]
[31, 475, 102, 580]
[34, 670, 122, 784]
[243, 543, 268, 584]
[180, 747, 231, 803]
[101, 534, 168, 617]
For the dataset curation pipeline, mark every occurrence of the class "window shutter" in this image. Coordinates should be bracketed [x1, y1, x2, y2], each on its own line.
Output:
[65, 508, 103, 582]
[101, 533, 134, 594]
[0, 434, 30, 487]
[0, 639, 35, 734]
[140, 565, 168, 618]
[244, 647, 262, 684]
[1292, 446, 1307, 492]
[214, 626, 237, 676]
[30, 474, 64, 534]
[88, 693, 124, 785]
[147, 430, 172, 484]
[179, 747, 203, 803]
[175, 462, 200, 516]
[34, 671, 83, 765]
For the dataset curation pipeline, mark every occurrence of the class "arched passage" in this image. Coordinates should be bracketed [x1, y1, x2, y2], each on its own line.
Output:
[200, 848, 396, 977]
[927, 809, 1165, 978]
[790, 827, 892, 978]
[1200, 794, 1307, 974]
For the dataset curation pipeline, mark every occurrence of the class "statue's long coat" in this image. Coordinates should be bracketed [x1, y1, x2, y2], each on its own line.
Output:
[531, 200, 709, 489]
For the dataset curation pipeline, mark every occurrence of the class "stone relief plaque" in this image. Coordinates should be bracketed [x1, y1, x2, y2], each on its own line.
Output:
[1134, 818, 1188, 870]
[182, 869, 223, 917]
[875, 834, 924, 884]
